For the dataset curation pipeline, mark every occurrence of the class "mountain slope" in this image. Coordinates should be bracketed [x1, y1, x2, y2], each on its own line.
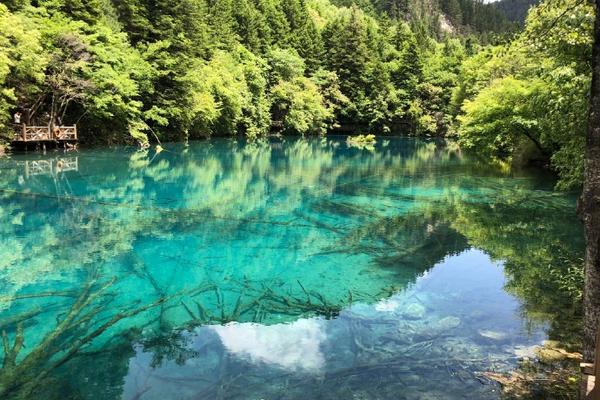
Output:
[492, 0, 540, 24]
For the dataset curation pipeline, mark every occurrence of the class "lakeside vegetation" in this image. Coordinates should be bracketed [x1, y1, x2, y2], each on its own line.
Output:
[1, 0, 592, 190]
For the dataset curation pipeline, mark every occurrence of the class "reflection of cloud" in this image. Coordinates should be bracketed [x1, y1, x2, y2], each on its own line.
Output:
[212, 319, 326, 372]
[375, 298, 401, 312]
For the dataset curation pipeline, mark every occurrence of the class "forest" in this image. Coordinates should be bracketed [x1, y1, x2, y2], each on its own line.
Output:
[1, 0, 592, 190]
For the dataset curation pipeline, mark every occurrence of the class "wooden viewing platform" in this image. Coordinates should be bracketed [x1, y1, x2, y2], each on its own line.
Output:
[12, 125, 78, 143]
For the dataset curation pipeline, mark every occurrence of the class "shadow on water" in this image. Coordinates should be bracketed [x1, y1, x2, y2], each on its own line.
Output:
[0, 136, 584, 399]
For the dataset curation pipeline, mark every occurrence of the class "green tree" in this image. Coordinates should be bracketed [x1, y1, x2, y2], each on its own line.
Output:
[0, 5, 46, 137]
[458, 76, 546, 157]
[454, 0, 594, 188]
[323, 6, 376, 123]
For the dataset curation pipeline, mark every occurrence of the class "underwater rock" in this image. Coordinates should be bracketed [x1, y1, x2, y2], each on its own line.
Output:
[411, 316, 461, 341]
[478, 329, 508, 341]
[402, 303, 426, 320]
[513, 345, 539, 359]
[436, 316, 461, 331]
[468, 310, 489, 322]
[404, 374, 422, 384]
[437, 337, 483, 358]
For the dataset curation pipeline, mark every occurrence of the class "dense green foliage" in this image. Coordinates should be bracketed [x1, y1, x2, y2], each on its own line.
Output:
[0, 0, 594, 189]
[0, 0, 519, 146]
[452, 0, 594, 188]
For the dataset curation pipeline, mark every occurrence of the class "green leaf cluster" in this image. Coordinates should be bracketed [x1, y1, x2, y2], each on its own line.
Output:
[454, 0, 594, 189]
[0, 0, 490, 144]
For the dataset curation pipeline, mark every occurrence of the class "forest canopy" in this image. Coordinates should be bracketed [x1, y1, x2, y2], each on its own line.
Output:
[0, 0, 593, 188]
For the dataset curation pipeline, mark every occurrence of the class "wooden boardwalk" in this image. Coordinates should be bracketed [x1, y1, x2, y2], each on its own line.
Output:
[12, 125, 77, 143]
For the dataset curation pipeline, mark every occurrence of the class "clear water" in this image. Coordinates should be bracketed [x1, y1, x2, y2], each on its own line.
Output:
[0, 136, 584, 399]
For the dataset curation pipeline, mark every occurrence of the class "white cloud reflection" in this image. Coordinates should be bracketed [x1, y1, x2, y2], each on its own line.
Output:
[211, 319, 326, 372]
[374, 298, 401, 312]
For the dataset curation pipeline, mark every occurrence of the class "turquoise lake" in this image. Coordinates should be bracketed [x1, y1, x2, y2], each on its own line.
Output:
[0, 136, 585, 399]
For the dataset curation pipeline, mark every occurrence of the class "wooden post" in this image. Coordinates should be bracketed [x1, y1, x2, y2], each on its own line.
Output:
[583, 327, 600, 399]
[594, 328, 600, 400]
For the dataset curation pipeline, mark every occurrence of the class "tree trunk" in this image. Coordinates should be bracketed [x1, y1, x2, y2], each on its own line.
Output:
[583, 0, 600, 362]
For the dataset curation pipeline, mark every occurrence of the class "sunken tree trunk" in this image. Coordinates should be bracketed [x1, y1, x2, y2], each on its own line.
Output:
[583, 0, 600, 362]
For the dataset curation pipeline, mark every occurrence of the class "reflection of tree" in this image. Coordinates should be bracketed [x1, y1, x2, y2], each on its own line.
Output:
[0, 137, 584, 398]
[298, 165, 584, 346]
[449, 190, 584, 345]
[308, 207, 469, 284]
[0, 138, 458, 398]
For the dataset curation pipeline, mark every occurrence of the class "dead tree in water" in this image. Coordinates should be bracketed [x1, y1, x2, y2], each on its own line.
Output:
[0, 272, 216, 399]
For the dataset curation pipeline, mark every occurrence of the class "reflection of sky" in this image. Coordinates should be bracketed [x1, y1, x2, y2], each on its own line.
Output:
[120, 249, 551, 400]
[212, 319, 327, 372]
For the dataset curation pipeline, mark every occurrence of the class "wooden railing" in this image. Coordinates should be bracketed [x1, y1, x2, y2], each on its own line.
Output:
[13, 125, 77, 142]
[53, 126, 77, 141]
[20, 126, 51, 141]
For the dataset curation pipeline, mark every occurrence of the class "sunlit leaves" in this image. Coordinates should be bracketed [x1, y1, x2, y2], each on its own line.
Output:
[458, 77, 545, 155]
[0, 4, 46, 134]
[271, 77, 332, 135]
[454, 0, 594, 188]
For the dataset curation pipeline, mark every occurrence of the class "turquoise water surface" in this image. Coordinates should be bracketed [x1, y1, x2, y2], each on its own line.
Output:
[0, 136, 584, 399]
